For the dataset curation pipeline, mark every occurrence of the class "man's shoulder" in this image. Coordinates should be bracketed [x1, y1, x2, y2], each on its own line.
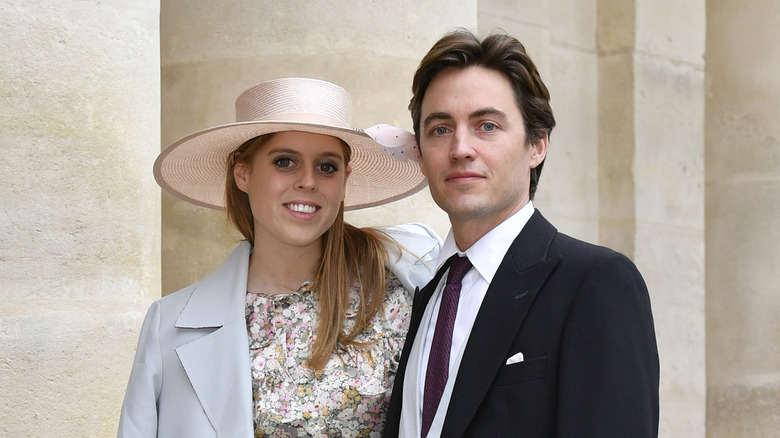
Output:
[551, 230, 611, 254]
[547, 230, 641, 277]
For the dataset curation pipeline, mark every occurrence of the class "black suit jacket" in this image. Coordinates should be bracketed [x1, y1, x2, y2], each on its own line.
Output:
[384, 210, 659, 437]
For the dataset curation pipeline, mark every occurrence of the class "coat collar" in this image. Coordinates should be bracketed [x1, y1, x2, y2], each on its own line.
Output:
[174, 241, 255, 437]
[176, 241, 251, 329]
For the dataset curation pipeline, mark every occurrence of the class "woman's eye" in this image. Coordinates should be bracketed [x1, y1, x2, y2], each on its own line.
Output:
[275, 157, 293, 168]
[318, 163, 337, 174]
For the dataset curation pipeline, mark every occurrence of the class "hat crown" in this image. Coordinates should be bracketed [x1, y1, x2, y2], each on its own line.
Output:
[235, 78, 353, 128]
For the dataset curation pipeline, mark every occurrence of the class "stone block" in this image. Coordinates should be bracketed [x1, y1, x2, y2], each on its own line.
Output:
[636, 0, 705, 62]
[634, 54, 705, 228]
[550, 0, 597, 50]
[539, 46, 599, 243]
[706, 180, 780, 383]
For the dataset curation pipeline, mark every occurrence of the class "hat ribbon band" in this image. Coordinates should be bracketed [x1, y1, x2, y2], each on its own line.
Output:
[237, 112, 351, 129]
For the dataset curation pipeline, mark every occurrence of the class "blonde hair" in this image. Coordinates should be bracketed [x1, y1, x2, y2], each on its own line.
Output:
[225, 133, 394, 371]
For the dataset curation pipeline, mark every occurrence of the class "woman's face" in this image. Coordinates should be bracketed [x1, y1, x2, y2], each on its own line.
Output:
[234, 131, 351, 251]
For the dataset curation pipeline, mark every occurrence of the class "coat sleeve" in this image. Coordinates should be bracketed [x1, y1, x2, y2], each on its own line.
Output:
[556, 252, 660, 437]
[380, 222, 442, 293]
[117, 300, 163, 438]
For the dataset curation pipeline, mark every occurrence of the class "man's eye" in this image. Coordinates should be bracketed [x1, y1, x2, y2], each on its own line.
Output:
[434, 126, 449, 135]
[482, 122, 496, 132]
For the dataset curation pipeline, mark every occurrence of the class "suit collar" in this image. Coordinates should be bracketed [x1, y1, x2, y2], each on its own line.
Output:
[437, 201, 536, 284]
[386, 211, 560, 437]
[442, 210, 561, 436]
[504, 209, 558, 272]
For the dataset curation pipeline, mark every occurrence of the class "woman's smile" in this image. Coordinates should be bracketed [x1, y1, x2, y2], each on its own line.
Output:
[234, 130, 350, 249]
[285, 202, 319, 215]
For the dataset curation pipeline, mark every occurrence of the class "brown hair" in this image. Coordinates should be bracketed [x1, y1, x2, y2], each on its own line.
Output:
[225, 133, 393, 371]
[410, 28, 556, 200]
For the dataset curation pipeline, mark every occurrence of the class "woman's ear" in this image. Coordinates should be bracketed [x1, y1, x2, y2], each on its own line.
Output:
[342, 164, 352, 200]
[233, 162, 250, 194]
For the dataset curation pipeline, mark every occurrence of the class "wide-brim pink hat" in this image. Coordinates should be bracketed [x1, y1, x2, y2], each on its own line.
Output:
[154, 77, 426, 210]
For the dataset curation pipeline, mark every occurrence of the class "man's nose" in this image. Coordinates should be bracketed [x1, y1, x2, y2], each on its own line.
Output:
[449, 129, 476, 161]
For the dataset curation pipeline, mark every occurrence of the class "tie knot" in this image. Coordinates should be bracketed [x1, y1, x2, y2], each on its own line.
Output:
[446, 255, 472, 285]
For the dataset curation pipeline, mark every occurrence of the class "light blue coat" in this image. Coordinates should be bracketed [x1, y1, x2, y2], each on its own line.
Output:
[117, 223, 441, 438]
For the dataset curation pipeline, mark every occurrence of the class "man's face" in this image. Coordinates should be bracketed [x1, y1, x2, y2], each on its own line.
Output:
[419, 66, 546, 247]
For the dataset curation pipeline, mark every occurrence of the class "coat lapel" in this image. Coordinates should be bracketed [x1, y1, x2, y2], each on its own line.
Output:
[441, 211, 561, 436]
[174, 242, 255, 437]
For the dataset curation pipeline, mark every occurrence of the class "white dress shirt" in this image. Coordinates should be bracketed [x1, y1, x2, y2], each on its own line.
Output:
[400, 202, 535, 437]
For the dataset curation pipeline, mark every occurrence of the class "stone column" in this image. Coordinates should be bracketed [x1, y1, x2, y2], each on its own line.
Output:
[0, 1, 160, 436]
[160, 0, 472, 293]
[706, 1, 780, 436]
[599, 0, 706, 436]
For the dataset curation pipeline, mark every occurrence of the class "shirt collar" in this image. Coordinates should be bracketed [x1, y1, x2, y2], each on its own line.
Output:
[437, 201, 535, 283]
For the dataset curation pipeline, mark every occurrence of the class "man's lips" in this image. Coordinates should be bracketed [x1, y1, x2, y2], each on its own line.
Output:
[445, 171, 484, 183]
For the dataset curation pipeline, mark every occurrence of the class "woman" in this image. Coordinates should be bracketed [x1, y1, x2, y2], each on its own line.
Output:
[118, 78, 440, 437]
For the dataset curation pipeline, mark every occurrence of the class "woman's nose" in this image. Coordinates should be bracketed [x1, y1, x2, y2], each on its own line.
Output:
[296, 168, 317, 190]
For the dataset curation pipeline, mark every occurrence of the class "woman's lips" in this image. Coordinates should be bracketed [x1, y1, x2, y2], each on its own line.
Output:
[285, 203, 319, 214]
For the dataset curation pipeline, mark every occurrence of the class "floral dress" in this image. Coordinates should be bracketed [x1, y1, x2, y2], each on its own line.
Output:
[245, 272, 412, 437]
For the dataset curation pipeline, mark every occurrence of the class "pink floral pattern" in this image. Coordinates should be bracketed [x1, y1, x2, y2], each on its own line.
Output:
[246, 272, 411, 437]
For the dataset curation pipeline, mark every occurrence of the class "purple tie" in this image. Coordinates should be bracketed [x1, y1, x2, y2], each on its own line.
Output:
[421, 255, 472, 437]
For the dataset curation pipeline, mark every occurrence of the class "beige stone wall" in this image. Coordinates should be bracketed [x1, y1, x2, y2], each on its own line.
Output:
[0, 1, 161, 437]
[706, 1, 780, 436]
[2, 1, 778, 437]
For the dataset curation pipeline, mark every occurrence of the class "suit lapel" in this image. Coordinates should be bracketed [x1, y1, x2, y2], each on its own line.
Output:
[442, 211, 561, 436]
[174, 242, 254, 437]
[385, 258, 453, 436]
[411, 257, 454, 340]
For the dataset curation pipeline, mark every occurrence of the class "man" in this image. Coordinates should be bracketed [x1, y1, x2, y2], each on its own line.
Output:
[384, 29, 659, 437]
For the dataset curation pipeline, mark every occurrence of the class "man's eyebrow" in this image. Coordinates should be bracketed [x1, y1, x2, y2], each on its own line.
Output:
[470, 107, 508, 121]
[422, 112, 453, 129]
[422, 108, 509, 129]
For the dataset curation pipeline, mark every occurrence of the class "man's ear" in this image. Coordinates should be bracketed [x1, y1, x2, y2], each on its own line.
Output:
[233, 162, 250, 193]
[530, 132, 548, 168]
[418, 145, 428, 178]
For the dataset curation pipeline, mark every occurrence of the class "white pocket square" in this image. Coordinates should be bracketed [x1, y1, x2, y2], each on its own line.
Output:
[506, 351, 524, 365]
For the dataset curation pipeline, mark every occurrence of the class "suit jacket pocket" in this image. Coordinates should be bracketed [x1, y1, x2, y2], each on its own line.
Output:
[493, 355, 547, 387]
